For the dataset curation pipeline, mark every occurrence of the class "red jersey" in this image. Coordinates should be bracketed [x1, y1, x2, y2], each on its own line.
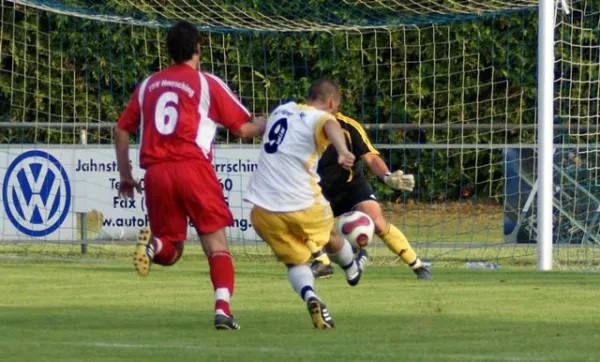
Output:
[117, 64, 251, 168]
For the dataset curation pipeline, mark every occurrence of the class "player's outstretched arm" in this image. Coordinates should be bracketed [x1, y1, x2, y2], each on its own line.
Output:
[204, 73, 267, 139]
[230, 115, 266, 139]
[363, 153, 391, 179]
[323, 119, 355, 170]
[364, 153, 415, 192]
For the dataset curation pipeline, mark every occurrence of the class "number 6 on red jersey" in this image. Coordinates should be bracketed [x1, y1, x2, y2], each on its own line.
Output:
[117, 64, 252, 168]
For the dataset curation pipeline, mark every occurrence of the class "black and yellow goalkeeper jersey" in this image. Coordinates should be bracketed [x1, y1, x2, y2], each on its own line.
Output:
[317, 113, 379, 192]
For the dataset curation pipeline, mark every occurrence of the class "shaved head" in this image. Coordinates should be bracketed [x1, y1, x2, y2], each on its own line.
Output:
[307, 78, 340, 104]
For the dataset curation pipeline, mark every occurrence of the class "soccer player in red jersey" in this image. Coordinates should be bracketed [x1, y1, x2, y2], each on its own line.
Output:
[114, 21, 265, 330]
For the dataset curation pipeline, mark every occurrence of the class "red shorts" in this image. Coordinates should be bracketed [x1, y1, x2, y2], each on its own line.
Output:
[143, 159, 233, 241]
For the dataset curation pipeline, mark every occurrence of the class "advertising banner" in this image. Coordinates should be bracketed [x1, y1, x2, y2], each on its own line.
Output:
[0, 146, 260, 241]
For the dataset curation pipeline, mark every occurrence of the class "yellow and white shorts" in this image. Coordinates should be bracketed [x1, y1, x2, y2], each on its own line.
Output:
[250, 202, 334, 265]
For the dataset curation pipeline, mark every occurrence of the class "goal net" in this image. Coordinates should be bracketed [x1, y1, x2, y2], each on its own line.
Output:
[1, 0, 598, 268]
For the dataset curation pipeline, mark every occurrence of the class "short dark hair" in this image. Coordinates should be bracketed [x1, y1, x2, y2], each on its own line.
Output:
[307, 78, 340, 103]
[166, 21, 200, 63]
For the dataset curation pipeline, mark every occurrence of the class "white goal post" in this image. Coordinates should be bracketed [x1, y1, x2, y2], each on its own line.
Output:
[536, 0, 557, 271]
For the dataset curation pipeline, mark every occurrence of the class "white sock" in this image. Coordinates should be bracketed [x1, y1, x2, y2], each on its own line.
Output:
[329, 240, 359, 280]
[410, 258, 424, 270]
[146, 237, 161, 260]
[214, 288, 231, 316]
[287, 265, 318, 302]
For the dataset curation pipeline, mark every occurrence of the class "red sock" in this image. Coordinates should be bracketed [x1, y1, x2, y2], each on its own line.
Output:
[152, 238, 179, 266]
[208, 251, 235, 317]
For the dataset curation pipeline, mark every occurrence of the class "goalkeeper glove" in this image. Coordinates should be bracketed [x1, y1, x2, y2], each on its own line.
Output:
[383, 170, 415, 192]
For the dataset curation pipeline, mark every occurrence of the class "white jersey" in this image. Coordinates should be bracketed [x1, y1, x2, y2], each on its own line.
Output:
[245, 102, 333, 212]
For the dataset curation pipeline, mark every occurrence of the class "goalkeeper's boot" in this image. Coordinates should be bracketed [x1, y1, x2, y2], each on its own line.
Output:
[414, 265, 433, 280]
[310, 260, 334, 279]
[346, 248, 368, 287]
[133, 227, 154, 277]
[214, 313, 241, 330]
[306, 297, 334, 329]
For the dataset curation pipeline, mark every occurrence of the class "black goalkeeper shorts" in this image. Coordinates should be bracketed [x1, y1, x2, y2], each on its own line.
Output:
[322, 182, 377, 217]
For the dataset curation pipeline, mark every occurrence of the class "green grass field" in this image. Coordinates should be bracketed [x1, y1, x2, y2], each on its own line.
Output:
[385, 202, 504, 244]
[1, 258, 599, 362]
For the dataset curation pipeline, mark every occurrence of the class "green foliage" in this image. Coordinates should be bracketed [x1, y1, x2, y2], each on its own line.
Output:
[0, 1, 545, 200]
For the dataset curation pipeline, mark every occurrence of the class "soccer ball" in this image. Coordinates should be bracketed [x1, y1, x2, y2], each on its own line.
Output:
[336, 211, 375, 249]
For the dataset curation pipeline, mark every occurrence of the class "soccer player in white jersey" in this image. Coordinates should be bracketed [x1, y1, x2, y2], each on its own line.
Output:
[245, 79, 367, 329]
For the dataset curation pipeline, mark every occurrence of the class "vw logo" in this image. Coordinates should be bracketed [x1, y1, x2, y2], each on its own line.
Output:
[2, 150, 71, 237]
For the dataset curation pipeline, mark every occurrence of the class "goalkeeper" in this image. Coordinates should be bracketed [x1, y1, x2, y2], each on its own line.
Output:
[311, 112, 432, 280]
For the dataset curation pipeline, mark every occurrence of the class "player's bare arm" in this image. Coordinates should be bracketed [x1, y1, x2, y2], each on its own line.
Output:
[363, 152, 390, 178]
[231, 115, 267, 138]
[114, 127, 141, 199]
[324, 119, 355, 170]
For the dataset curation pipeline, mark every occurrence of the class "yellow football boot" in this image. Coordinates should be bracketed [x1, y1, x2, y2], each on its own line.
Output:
[133, 228, 153, 277]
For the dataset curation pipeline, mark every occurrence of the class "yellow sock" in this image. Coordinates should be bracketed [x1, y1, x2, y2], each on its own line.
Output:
[378, 224, 423, 269]
[306, 241, 331, 265]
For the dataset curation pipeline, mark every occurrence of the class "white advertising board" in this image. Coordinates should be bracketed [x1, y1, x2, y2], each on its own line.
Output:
[0, 146, 260, 241]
